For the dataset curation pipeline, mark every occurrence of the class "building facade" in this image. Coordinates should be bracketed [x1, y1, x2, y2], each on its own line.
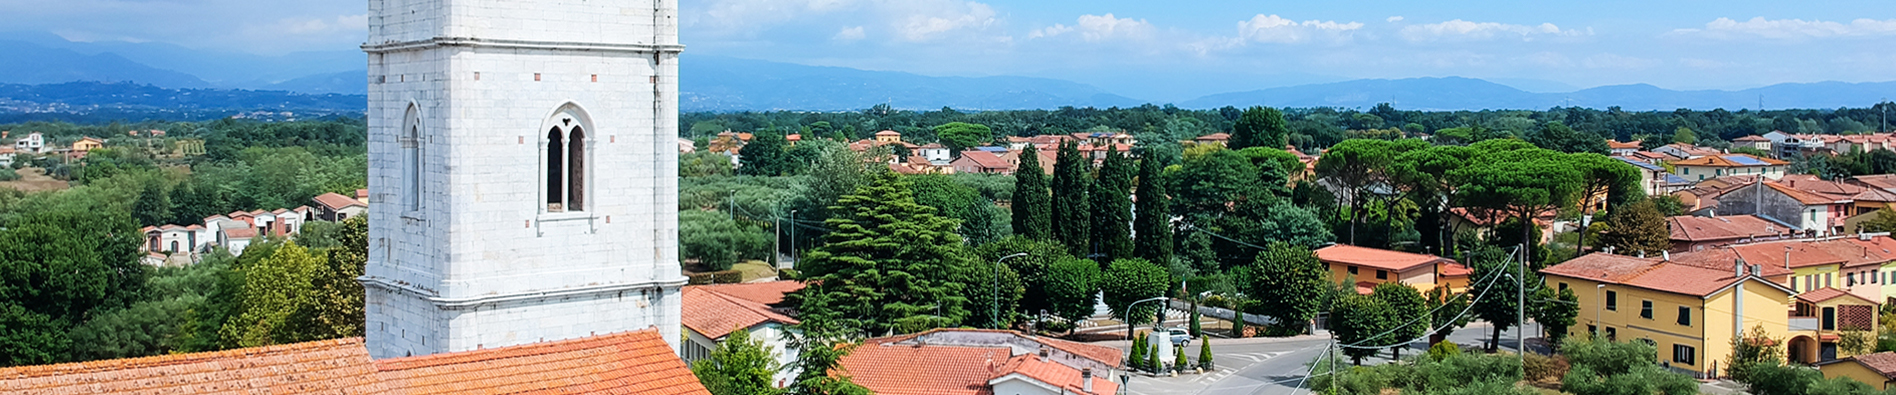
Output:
[361, 0, 686, 359]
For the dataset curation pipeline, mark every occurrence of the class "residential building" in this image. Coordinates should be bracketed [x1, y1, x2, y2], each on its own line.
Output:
[1541, 253, 1794, 378]
[951, 150, 1018, 175]
[1624, 151, 1674, 164]
[874, 129, 902, 143]
[1607, 140, 1641, 156]
[0, 329, 709, 395]
[13, 132, 44, 154]
[1821, 352, 1896, 390]
[0, 146, 14, 167]
[1668, 215, 1794, 253]
[1004, 134, 1072, 151]
[1077, 142, 1133, 162]
[836, 329, 1122, 395]
[1616, 156, 1691, 197]
[313, 192, 368, 221]
[1714, 180, 1844, 235]
[71, 136, 104, 152]
[917, 142, 952, 164]
[682, 281, 804, 386]
[1314, 245, 1471, 294]
[1668, 154, 1788, 181]
[677, 137, 695, 153]
[1788, 287, 1881, 364]
[1193, 132, 1230, 146]
[1656, 143, 1722, 159]
[1733, 135, 1773, 151]
[1671, 175, 1761, 214]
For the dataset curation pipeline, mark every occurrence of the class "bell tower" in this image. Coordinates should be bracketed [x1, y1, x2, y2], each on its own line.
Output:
[360, 0, 684, 359]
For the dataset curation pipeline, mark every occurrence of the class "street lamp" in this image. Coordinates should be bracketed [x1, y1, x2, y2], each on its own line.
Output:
[994, 253, 1028, 329]
[1124, 296, 1170, 354]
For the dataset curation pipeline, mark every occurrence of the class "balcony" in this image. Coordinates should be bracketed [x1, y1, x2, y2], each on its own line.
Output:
[1790, 317, 1820, 331]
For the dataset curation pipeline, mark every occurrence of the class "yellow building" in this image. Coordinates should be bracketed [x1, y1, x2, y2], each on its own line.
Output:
[71, 136, 104, 152]
[1314, 244, 1470, 295]
[1789, 288, 1881, 364]
[874, 130, 901, 143]
[1821, 352, 1896, 390]
[1542, 253, 1794, 378]
[1668, 154, 1788, 181]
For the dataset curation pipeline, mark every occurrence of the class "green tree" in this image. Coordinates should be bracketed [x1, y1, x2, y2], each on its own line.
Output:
[1559, 337, 1701, 395]
[1011, 147, 1053, 240]
[293, 216, 367, 341]
[933, 122, 992, 156]
[1331, 294, 1394, 365]
[911, 174, 1009, 245]
[1168, 148, 1259, 215]
[1453, 146, 1583, 268]
[1860, 208, 1896, 233]
[1231, 107, 1289, 150]
[1467, 249, 1524, 353]
[691, 328, 785, 395]
[683, 150, 736, 178]
[1051, 142, 1092, 255]
[1371, 283, 1428, 359]
[1595, 199, 1671, 256]
[1129, 333, 1148, 372]
[1091, 150, 1135, 262]
[1203, 201, 1333, 268]
[131, 180, 172, 227]
[740, 131, 792, 176]
[1198, 335, 1213, 370]
[1043, 258, 1101, 328]
[1134, 157, 1174, 266]
[681, 210, 775, 271]
[1100, 258, 1170, 326]
[1672, 127, 1697, 145]
[0, 205, 144, 366]
[787, 172, 981, 335]
[1425, 287, 1471, 345]
[1314, 139, 1426, 245]
[975, 237, 1074, 320]
[780, 303, 872, 395]
[1728, 325, 1784, 385]
[1530, 287, 1580, 347]
[1526, 121, 1609, 154]
[220, 241, 323, 348]
[1246, 243, 1329, 336]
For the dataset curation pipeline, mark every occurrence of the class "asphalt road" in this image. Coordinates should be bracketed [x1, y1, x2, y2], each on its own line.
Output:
[1103, 323, 1548, 395]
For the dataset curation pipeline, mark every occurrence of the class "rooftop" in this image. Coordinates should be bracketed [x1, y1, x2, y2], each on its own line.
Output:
[682, 282, 802, 340]
[1668, 215, 1790, 242]
[1668, 154, 1788, 168]
[314, 192, 367, 210]
[1314, 244, 1454, 273]
[1542, 253, 1790, 297]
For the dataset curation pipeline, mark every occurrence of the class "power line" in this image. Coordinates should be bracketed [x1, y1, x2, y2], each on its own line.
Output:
[1339, 252, 1517, 350]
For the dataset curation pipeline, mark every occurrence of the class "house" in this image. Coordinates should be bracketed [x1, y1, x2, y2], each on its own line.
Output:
[951, 150, 1019, 175]
[1670, 175, 1761, 214]
[1717, 179, 1852, 236]
[1607, 140, 1642, 156]
[1622, 151, 1673, 164]
[221, 226, 258, 256]
[0, 146, 14, 167]
[140, 224, 208, 254]
[1821, 352, 1896, 390]
[1076, 142, 1133, 162]
[1668, 215, 1793, 253]
[1668, 154, 1788, 181]
[1004, 135, 1072, 151]
[1314, 244, 1471, 295]
[874, 130, 902, 143]
[682, 281, 803, 386]
[917, 142, 952, 165]
[1789, 287, 1881, 364]
[1541, 253, 1794, 378]
[313, 192, 368, 221]
[1734, 135, 1773, 151]
[13, 132, 44, 154]
[71, 137, 104, 152]
[1616, 156, 1685, 197]
[836, 329, 1121, 395]
[0, 329, 709, 395]
[785, 133, 801, 147]
[890, 155, 952, 175]
[1193, 133, 1230, 146]
[677, 137, 695, 153]
[1655, 143, 1722, 160]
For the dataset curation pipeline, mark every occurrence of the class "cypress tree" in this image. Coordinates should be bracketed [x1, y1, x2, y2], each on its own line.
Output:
[1174, 338, 1190, 371]
[1129, 332, 1147, 371]
[1012, 149, 1053, 240]
[1134, 157, 1174, 266]
[1092, 150, 1135, 263]
[1198, 336, 1214, 370]
[1050, 142, 1091, 256]
[1148, 342, 1162, 373]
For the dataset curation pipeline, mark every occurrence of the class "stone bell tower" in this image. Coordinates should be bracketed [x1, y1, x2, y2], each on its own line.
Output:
[359, 0, 684, 359]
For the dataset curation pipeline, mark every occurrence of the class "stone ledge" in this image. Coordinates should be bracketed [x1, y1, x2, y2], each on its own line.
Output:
[363, 37, 686, 54]
[359, 275, 687, 310]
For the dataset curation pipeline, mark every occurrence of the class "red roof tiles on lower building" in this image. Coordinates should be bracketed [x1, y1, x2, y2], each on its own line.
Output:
[1314, 244, 1454, 273]
[376, 329, 707, 395]
[839, 343, 1005, 395]
[682, 284, 801, 340]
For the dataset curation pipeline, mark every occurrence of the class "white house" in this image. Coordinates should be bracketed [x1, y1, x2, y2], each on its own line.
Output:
[681, 282, 803, 387]
[12, 132, 45, 154]
[917, 143, 952, 165]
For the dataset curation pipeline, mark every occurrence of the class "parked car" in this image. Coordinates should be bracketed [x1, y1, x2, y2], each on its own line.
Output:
[1166, 327, 1192, 346]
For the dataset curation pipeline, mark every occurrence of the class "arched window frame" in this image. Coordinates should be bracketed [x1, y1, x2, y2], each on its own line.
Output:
[538, 104, 594, 215]
[401, 103, 424, 215]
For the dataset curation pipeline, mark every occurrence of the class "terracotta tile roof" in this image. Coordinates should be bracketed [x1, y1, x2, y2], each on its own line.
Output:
[1734, 135, 1771, 142]
[0, 338, 387, 395]
[223, 227, 258, 239]
[1629, 151, 1672, 161]
[1852, 174, 1896, 192]
[1607, 140, 1642, 149]
[682, 284, 801, 340]
[314, 192, 366, 210]
[1723, 240, 1874, 270]
[1542, 253, 1778, 297]
[954, 150, 1014, 171]
[1843, 352, 1896, 379]
[872, 328, 1123, 368]
[1666, 247, 1794, 277]
[1663, 143, 1724, 157]
[988, 354, 1117, 395]
[1764, 182, 1843, 205]
[875, 130, 901, 137]
[1795, 287, 1875, 304]
[1668, 153, 1789, 167]
[1315, 244, 1454, 272]
[691, 281, 803, 305]
[375, 329, 707, 395]
[839, 343, 1006, 395]
[1195, 133, 1229, 142]
[1668, 215, 1791, 242]
[1439, 262, 1472, 277]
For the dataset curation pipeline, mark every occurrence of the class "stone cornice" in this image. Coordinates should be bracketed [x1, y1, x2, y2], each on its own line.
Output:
[363, 37, 685, 54]
[358, 275, 688, 310]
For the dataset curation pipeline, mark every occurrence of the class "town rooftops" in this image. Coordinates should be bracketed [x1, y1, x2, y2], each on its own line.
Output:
[954, 150, 1015, 171]
[682, 282, 803, 340]
[1852, 174, 1896, 192]
[1614, 156, 1666, 172]
[1668, 153, 1788, 167]
[1668, 215, 1791, 242]
[1763, 182, 1847, 205]
[1795, 287, 1876, 305]
[839, 329, 1120, 395]
[1607, 140, 1641, 149]
[1541, 252, 1792, 297]
[314, 192, 367, 210]
[0, 329, 708, 395]
[223, 227, 259, 239]
[988, 353, 1117, 395]
[839, 342, 1007, 395]
[1734, 135, 1771, 142]
[1314, 244, 1455, 272]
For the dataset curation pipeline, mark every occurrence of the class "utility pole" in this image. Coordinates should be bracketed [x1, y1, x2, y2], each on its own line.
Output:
[790, 210, 798, 268]
[1518, 243, 1527, 377]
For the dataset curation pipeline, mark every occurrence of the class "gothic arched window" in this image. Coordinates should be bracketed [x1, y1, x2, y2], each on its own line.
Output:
[402, 105, 423, 212]
[543, 105, 590, 213]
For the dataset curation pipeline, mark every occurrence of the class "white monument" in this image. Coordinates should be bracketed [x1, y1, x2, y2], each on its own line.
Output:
[359, 0, 685, 359]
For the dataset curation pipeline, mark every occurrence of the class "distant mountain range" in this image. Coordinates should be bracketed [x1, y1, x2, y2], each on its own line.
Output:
[0, 31, 1893, 114]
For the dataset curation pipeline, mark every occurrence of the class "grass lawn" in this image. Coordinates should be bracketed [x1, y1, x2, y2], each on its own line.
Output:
[731, 261, 779, 282]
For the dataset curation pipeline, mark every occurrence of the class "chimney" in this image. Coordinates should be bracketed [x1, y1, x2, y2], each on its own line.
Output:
[1082, 368, 1094, 393]
[1735, 261, 1745, 277]
[1039, 347, 1049, 358]
[1752, 265, 1763, 276]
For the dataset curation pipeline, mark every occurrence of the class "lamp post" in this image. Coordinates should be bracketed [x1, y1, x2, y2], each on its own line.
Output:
[789, 210, 798, 268]
[994, 253, 1028, 329]
[1124, 296, 1170, 356]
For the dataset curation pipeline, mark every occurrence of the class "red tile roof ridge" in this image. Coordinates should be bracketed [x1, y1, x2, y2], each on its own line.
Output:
[1847, 352, 1896, 378]
[1314, 244, 1454, 272]
[0, 337, 365, 379]
[375, 328, 654, 370]
[1795, 287, 1875, 304]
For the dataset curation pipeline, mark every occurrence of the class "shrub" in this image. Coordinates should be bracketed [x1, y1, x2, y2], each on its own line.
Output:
[1230, 312, 1246, 339]
[712, 270, 743, 284]
[777, 268, 799, 280]
[1523, 353, 1569, 382]
[1198, 336, 1214, 370]
[1202, 294, 1230, 309]
[687, 272, 714, 285]
[1427, 341, 1461, 362]
[0, 167, 18, 181]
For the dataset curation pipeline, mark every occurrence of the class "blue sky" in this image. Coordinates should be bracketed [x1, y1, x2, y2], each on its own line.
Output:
[3, 0, 1893, 101]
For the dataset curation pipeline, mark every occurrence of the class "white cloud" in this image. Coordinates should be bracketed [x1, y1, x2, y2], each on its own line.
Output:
[1387, 16, 1404, 23]
[1400, 19, 1588, 42]
[1028, 13, 1154, 42]
[891, 1, 999, 42]
[1673, 17, 1896, 40]
[1235, 14, 1363, 44]
[833, 26, 866, 41]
